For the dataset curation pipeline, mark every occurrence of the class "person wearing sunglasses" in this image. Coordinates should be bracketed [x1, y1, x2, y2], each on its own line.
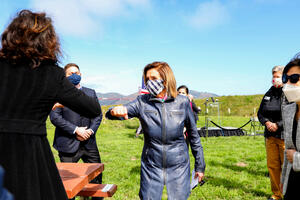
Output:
[258, 65, 285, 200]
[280, 58, 300, 200]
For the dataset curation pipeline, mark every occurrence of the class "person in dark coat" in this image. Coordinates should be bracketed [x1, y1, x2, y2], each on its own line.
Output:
[257, 65, 285, 200]
[280, 58, 300, 199]
[106, 62, 205, 200]
[0, 10, 101, 200]
[50, 63, 102, 200]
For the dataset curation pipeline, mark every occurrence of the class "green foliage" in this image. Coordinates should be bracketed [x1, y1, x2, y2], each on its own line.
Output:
[194, 94, 264, 117]
[47, 111, 270, 200]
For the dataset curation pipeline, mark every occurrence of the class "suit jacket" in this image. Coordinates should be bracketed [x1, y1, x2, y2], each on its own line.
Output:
[50, 87, 102, 153]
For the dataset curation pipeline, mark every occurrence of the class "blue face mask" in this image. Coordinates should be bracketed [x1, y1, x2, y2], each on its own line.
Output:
[67, 73, 81, 85]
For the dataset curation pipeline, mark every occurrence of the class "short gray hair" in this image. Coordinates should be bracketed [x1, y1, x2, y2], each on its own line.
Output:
[272, 65, 284, 74]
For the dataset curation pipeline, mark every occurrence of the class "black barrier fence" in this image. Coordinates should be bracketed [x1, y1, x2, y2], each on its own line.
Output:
[198, 119, 252, 137]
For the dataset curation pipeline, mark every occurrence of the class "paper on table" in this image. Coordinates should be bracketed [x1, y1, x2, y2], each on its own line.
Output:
[190, 169, 198, 190]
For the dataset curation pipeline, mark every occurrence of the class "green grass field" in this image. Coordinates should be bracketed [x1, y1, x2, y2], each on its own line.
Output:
[46, 112, 270, 200]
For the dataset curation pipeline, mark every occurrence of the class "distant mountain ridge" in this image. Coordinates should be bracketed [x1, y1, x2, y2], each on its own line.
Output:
[97, 90, 218, 105]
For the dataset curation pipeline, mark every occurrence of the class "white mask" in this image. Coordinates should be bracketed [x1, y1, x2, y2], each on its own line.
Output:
[272, 78, 282, 88]
[282, 84, 300, 102]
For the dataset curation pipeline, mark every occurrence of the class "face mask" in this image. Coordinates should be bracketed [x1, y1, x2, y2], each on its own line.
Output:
[272, 77, 282, 88]
[67, 73, 81, 85]
[146, 79, 164, 97]
[282, 84, 300, 102]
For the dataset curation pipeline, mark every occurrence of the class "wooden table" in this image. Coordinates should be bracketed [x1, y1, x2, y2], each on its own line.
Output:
[56, 163, 104, 198]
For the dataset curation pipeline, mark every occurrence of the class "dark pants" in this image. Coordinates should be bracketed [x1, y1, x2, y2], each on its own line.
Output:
[284, 169, 300, 200]
[59, 146, 102, 200]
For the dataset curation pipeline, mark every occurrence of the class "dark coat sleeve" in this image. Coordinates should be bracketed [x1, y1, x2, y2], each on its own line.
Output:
[55, 72, 101, 118]
[185, 100, 205, 173]
[192, 101, 200, 113]
[49, 108, 77, 135]
[257, 94, 269, 125]
[275, 93, 285, 129]
[89, 89, 102, 134]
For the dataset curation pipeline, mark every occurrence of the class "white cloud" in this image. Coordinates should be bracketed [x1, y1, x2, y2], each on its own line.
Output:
[81, 70, 141, 95]
[187, 0, 230, 30]
[30, 0, 151, 37]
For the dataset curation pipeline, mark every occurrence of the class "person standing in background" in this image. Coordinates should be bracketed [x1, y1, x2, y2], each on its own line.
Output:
[177, 85, 201, 123]
[50, 63, 103, 200]
[257, 65, 285, 200]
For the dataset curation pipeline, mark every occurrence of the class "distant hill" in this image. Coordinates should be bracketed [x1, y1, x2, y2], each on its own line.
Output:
[190, 90, 218, 99]
[97, 91, 218, 105]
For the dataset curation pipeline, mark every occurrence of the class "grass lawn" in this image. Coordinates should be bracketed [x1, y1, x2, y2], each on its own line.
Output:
[46, 115, 270, 200]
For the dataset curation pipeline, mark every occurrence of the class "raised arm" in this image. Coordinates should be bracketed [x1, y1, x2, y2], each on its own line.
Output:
[55, 72, 101, 118]
[106, 97, 140, 120]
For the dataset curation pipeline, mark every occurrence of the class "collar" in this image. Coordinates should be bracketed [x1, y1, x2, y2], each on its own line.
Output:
[149, 95, 174, 103]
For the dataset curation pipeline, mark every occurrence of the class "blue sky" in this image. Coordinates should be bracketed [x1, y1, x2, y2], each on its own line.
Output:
[1, 0, 300, 96]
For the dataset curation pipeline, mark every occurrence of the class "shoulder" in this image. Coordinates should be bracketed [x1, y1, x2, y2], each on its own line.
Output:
[175, 94, 189, 105]
[265, 87, 274, 95]
[82, 87, 95, 93]
[38, 61, 65, 78]
[139, 94, 151, 101]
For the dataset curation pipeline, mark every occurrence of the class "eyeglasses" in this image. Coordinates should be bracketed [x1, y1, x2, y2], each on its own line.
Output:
[282, 74, 300, 84]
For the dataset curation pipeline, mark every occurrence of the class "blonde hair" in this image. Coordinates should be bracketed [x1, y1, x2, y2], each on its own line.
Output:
[272, 65, 284, 74]
[143, 62, 177, 98]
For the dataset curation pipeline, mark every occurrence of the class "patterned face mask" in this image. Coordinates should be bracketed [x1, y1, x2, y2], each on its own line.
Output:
[146, 79, 164, 97]
[272, 77, 282, 88]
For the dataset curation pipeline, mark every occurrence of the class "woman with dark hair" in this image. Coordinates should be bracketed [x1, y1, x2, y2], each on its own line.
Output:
[106, 62, 205, 200]
[0, 10, 101, 200]
[280, 58, 300, 199]
[177, 85, 201, 123]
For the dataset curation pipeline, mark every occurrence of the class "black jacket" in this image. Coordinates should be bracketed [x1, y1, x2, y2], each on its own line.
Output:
[257, 86, 283, 139]
[0, 59, 101, 200]
[191, 101, 200, 122]
[50, 87, 102, 153]
[106, 94, 205, 200]
[0, 60, 101, 135]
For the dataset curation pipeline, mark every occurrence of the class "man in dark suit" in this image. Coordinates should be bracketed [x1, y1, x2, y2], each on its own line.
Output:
[50, 63, 102, 200]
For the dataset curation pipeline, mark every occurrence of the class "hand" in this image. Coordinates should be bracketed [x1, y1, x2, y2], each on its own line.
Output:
[265, 121, 278, 132]
[272, 123, 278, 132]
[195, 172, 204, 183]
[286, 149, 296, 163]
[76, 135, 85, 141]
[52, 103, 64, 110]
[111, 106, 128, 120]
[75, 127, 91, 140]
[86, 129, 94, 135]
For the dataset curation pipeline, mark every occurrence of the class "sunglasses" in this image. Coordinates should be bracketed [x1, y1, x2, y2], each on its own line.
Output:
[282, 74, 300, 84]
